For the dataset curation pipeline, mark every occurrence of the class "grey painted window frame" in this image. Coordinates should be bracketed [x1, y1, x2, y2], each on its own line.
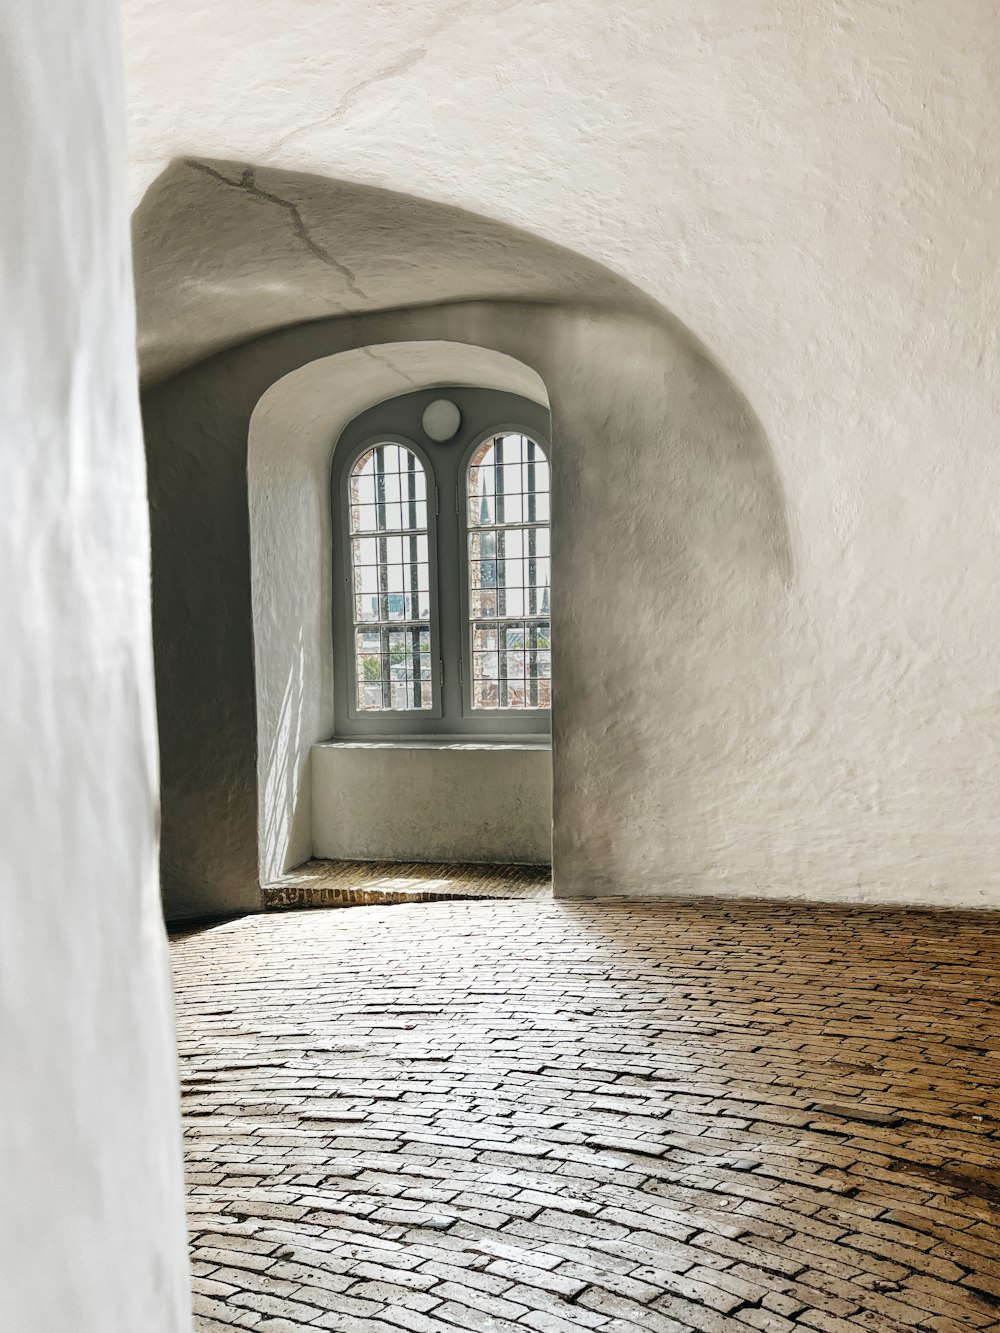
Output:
[458, 424, 552, 721]
[337, 433, 443, 724]
[331, 387, 551, 740]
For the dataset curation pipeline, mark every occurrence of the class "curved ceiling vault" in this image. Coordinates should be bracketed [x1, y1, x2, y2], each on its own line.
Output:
[135, 158, 690, 387]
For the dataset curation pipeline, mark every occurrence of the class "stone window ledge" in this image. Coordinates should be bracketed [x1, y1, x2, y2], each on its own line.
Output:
[318, 736, 551, 751]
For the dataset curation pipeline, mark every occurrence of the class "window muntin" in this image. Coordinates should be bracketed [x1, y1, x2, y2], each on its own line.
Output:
[349, 443, 433, 712]
[467, 433, 551, 710]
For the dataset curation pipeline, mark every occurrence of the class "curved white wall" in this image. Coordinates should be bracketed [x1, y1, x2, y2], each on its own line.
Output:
[132, 1, 1000, 912]
[124, 1, 1000, 487]
[249, 341, 548, 881]
[0, 0, 190, 1326]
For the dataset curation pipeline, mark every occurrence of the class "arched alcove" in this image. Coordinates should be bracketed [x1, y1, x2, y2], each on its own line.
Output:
[249, 342, 550, 883]
[140, 164, 792, 922]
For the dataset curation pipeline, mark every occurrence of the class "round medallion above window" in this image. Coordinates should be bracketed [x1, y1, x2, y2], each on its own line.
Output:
[421, 398, 462, 442]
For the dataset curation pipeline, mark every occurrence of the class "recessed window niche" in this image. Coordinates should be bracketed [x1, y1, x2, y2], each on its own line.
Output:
[248, 344, 553, 883]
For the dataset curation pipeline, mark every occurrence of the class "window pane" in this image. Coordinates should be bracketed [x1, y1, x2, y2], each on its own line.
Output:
[350, 443, 428, 533]
[349, 443, 433, 712]
[468, 434, 550, 530]
[471, 588, 498, 618]
[354, 626, 432, 711]
[466, 433, 551, 712]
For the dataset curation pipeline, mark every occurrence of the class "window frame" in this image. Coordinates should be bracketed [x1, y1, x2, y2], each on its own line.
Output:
[331, 388, 551, 740]
[335, 432, 443, 727]
[458, 424, 552, 725]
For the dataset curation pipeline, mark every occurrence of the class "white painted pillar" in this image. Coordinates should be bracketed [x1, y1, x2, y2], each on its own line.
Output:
[0, 0, 191, 1328]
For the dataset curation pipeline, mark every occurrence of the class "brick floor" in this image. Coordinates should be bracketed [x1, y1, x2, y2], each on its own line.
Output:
[263, 860, 551, 911]
[171, 898, 1000, 1332]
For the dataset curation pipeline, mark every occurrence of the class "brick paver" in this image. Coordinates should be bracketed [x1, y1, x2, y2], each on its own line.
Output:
[263, 860, 551, 911]
[171, 898, 1000, 1331]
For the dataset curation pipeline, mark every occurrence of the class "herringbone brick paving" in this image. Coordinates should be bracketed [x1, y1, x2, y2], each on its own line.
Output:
[171, 898, 1000, 1332]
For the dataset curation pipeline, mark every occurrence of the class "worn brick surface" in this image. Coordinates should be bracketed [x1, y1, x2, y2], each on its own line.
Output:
[171, 898, 1000, 1331]
[263, 860, 551, 911]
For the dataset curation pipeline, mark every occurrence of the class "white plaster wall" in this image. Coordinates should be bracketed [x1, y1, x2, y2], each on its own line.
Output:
[249, 342, 548, 881]
[312, 743, 552, 864]
[0, 1, 190, 1327]
[128, 2, 1000, 910]
[123, 0, 1000, 442]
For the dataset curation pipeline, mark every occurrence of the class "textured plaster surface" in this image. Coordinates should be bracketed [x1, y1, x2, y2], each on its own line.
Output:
[0, 0, 190, 1326]
[250, 342, 548, 884]
[130, 0, 1000, 913]
[125, 1, 1000, 408]
[311, 743, 552, 863]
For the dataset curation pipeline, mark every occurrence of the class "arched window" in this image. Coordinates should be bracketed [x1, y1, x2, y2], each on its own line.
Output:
[467, 434, 551, 710]
[333, 388, 550, 737]
[348, 443, 433, 712]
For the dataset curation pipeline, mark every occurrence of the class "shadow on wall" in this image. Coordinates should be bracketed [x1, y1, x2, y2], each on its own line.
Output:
[137, 159, 793, 922]
[134, 157, 670, 387]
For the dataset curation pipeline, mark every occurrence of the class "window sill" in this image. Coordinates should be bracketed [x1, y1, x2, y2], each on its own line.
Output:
[320, 735, 551, 751]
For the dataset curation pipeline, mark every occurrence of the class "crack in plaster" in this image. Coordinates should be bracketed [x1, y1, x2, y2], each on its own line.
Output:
[186, 160, 369, 303]
[359, 344, 419, 387]
[269, 46, 434, 156]
[268, 0, 521, 157]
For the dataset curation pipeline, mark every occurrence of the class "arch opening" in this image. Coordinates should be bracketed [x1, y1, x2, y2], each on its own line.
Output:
[140, 164, 791, 922]
[248, 342, 552, 885]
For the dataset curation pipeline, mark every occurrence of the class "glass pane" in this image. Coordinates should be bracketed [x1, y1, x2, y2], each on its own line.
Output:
[354, 624, 433, 712]
[470, 560, 497, 589]
[470, 588, 498, 618]
[350, 444, 428, 534]
[466, 431, 551, 712]
[349, 442, 433, 712]
[468, 433, 550, 529]
[468, 617, 550, 710]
